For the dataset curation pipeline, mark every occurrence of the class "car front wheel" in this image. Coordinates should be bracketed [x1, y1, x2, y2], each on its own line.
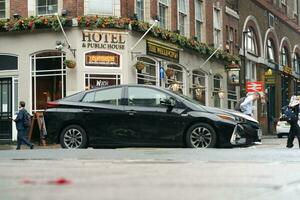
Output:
[60, 125, 87, 149]
[186, 123, 217, 148]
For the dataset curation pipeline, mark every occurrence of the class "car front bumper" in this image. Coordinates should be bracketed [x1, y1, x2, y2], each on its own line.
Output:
[230, 124, 261, 145]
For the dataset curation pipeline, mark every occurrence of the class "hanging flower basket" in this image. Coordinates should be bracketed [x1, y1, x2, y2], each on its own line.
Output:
[135, 61, 145, 71]
[64, 60, 76, 69]
[165, 68, 174, 78]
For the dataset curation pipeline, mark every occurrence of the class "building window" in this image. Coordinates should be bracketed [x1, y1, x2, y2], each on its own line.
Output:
[31, 51, 66, 111]
[85, 74, 121, 90]
[86, 0, 113, 15]
[213, 7, 221, 48]
[227, 85, 237, 110]
[267, 39, 275, 62]
[246, 60, 256, 81]
[293, 53, 300, 74]
[137, 57, 158, 86]
[0, 55, 18, 70]
[178, 0, 187, 36]
[136, 0, 144, 21]
[165, 65, 184, 94]
[36, 0, 58, 15]
[281, 47, 289, 66]
[246, 28, 257, 54]
[158, 0, 168, 29]
[195, 0, 203, 41]
[213, 75, 222, 108]
[0, 0, 5, 18]
[192, 70, 206, 105]
[294, 0, 299, 15]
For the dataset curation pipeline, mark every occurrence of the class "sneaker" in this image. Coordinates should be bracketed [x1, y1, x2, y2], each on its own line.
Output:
[30, 144, 34, 149]
[253, 141, 262, 145]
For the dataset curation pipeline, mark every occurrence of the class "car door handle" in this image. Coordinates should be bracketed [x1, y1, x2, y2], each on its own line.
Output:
[126, 110, 137, 116]
[82, 108, 93, 112]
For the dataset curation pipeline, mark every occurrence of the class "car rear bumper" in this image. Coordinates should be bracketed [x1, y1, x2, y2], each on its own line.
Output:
[230, 124, 261, 145]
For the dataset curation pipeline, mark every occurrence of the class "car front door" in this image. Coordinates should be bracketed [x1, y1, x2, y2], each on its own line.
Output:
[124, 86, 187, 145]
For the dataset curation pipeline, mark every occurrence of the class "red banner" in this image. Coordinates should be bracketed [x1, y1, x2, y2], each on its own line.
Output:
[246, 81, 264, 92]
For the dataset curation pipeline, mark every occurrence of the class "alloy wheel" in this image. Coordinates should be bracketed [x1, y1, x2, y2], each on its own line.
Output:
[190, 127, 212, 148]
[63, 128, 83, 149]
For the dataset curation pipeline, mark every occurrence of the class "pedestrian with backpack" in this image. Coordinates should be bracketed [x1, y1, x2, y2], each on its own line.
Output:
[14, 101, 34, 150]
[286, 95, 300, 148]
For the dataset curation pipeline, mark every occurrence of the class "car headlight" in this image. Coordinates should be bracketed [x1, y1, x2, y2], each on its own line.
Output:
[234, 116, 246, 123]
[217, 114, 236, 122]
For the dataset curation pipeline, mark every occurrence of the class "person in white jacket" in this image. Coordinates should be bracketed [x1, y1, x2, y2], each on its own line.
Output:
[240, 92, 261, 117]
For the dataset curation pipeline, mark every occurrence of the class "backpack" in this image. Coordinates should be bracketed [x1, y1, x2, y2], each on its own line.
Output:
[23, 110, 32, 127]
[281, 105, 298, 122]
[234, 97, 246, 112]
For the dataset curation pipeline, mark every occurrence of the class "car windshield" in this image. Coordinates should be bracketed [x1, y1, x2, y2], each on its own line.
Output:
[167, 89, 203, 105]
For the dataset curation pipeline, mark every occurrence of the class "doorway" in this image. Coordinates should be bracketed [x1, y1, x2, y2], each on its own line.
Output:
[0, 78, 12, 141]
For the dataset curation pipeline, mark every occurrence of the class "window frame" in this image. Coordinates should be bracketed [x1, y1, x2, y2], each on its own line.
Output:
[195, 0, 203, 41]
[85, 0, 114, 16]
[158, 1, 168, 29]
[0, 0, 6, 19]
[267, 38, 275, 62]
[36, 0, 58, 16]
[135, 0, 144, 21]
[281, 47, 289, 66]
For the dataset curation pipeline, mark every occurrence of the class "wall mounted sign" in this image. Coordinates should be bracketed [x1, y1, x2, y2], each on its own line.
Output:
[264, 69, 276, 85]
[146, 40, 179, 63]
[82, 30, 126, 50]
[85, 51, 120, 67]
[226, 63, 240, 70]
[227, 70, 240, 85]
[283, 65, 292, 75]
[246, 81, 264, 93]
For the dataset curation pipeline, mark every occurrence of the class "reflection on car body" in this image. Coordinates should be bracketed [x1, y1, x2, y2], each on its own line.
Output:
[44, 85, 262, 149]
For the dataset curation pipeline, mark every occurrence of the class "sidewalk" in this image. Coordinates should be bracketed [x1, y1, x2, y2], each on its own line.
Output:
[0, 143, 60, 150]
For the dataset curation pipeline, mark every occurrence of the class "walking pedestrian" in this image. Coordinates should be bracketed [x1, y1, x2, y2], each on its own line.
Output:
[240, 92, 261, 117]
[286, 96, 300, 148]
[14, 101, 34, 150]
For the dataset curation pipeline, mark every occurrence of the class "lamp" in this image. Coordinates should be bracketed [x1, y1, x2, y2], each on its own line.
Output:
[13, 13, 21, 19]
[218, 89, 225, 99]
[194, 85, 205, 100]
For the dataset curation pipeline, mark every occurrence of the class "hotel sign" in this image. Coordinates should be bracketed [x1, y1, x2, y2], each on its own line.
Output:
[85, 51, 120, 67]
[82, 30, 126, 50]
[146, 41, 179, 63]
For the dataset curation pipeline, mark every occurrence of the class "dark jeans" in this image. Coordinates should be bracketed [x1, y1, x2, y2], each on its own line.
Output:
[16, 128, 32, 149]
[287, 121, 300, 148]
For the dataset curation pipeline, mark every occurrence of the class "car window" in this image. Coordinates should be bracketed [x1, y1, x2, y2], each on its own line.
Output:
[82, 87, 122, 105]
[128, 87, 170, 107]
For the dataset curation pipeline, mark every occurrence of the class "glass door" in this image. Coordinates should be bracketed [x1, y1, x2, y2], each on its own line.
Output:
[0, 78, 12, 140]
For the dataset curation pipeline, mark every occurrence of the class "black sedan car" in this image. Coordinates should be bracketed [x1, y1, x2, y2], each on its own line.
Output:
[44, 85, 262, 149]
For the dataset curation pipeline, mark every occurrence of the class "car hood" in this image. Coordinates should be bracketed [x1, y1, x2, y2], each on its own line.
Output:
[200, 105, 259, 124]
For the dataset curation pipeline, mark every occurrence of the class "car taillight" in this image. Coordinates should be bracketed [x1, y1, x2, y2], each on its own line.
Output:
[47, 101, 60, 108]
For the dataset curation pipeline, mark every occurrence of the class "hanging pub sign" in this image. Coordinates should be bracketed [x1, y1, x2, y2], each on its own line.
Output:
[85, 51, 120, 67]
[146, 40, 179, 63]
[227, 70, 240, 85]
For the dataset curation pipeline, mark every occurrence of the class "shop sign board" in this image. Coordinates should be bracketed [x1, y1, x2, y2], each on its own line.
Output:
[283, 65, 293, 75]
[264, 69, 276, 85]
[85, 51, 120, 67]
[146, 41, 179, 63]
[246, 81, 264, 93]
[82, 30, 126, 50]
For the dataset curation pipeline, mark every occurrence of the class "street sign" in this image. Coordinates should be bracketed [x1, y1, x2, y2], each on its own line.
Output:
[246, 81, 264, 92]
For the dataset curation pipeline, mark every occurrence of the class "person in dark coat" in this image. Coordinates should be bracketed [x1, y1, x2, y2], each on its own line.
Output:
[287, 96, 300, 148]
[14, 101, 34, 150]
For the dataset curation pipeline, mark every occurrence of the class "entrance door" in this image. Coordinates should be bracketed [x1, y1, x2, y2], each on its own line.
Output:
[0, 78, 12, 141]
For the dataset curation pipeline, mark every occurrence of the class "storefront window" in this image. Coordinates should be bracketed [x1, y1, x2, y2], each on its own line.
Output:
[36, 0, 58, 15]
[213, 75, 222, 108]
[192, 70, 206, 105]
[31, 51, 66, 111]
[227, 85, 237, 110]
[137, 57, 158, 86]
[165, 65, 184, 94]
[85, 74, 121, 90]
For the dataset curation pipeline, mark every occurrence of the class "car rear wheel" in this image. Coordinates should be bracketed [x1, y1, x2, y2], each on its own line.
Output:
[186, 123, 217, 148]
[60, 125, 87, 149]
